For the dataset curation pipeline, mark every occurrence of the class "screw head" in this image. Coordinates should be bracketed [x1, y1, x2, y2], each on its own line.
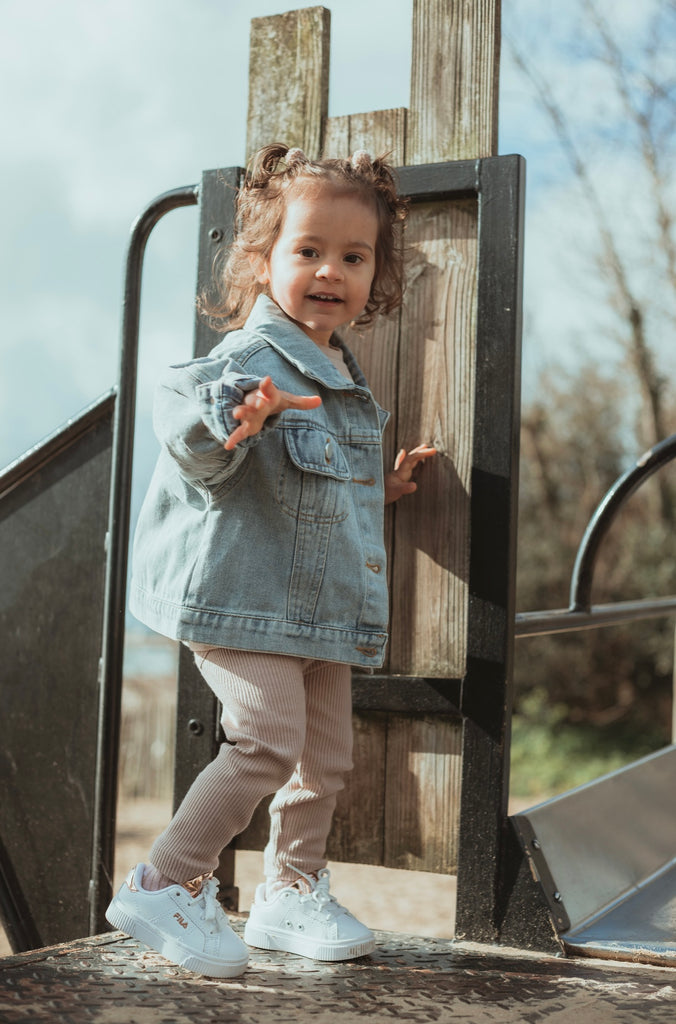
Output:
[188, 718, 204, 736]
[209, 227, 223, 242]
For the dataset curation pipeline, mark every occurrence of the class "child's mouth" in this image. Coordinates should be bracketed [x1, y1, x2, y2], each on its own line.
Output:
[309, 294, 342, 305]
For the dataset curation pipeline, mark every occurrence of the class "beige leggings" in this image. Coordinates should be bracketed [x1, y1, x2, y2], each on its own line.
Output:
[149, 647, 353, 886]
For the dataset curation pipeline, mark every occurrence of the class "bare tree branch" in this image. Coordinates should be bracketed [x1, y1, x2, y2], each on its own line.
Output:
[584, 0, 676, 296]
[507, 23, 674, 522]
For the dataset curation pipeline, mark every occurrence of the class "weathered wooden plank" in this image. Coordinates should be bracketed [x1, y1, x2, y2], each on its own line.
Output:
[246, 7, 330, 160]
[327, 712, 387, 864]
[323, 109, 407, 164]
[389, 198, 478, 677]
[408, 0, 500, 163]
[384, 715, 462, 873]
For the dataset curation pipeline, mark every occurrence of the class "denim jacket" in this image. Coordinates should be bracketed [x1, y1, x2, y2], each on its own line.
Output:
[129, 295, 390, 668]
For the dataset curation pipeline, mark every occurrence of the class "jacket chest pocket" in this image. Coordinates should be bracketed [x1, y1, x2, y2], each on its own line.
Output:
[276, 426, 351, 523]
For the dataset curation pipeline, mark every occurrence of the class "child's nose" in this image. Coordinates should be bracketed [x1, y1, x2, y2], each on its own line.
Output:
[316, 260, 343, 281]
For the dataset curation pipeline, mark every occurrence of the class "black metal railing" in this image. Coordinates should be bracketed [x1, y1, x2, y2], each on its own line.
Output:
[515, 432, 676, 639]
[90, 183, 199, 933]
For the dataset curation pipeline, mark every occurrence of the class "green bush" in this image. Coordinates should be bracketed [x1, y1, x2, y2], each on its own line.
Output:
[509, 688, 664, 800]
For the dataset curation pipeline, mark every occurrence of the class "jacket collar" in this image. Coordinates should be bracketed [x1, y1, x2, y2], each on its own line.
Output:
[245, 295, 369, 391]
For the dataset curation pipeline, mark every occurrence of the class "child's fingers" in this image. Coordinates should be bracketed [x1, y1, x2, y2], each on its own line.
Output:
[226, 381, 321, 449]
[290, 394, 323, 410]
[224, 421, 250, 450]
[394, 445, 435, 471]
[405, 446, 436, 469]
[278, 385, 323, 409]
[252, 379, 321, 412]
[409, 444, 437, 460]
[253, 376, 275, 409]
[392, 445, 436, 485]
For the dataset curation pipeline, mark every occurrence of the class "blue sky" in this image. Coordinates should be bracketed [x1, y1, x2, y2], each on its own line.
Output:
[1, 0, 673, 482]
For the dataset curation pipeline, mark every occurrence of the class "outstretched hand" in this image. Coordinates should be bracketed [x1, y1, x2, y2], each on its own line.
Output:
[384, 444, 437, 504]
[224, 376, 322, 450]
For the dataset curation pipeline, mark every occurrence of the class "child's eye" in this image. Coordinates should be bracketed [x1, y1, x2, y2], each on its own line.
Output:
[299, 247, 318, 258]
[344, 253, 363, 264]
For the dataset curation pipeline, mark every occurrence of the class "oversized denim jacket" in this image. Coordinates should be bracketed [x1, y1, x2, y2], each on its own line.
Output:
[129, 295, 391, 668]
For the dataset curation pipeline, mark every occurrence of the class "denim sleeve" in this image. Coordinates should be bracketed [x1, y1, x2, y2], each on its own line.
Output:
[152, 358, 278, 487]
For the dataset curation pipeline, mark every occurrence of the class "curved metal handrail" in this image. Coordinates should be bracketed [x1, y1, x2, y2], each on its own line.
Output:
[569, 433, 676, 612]
[90, 183, 199, 933]
[515, 432, 676, 638]
[515, 596, 676, 638]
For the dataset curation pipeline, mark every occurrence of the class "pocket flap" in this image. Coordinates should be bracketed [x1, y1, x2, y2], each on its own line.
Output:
[283, 427, 351, 481]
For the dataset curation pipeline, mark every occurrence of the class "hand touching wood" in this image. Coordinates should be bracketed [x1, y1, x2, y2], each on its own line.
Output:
[384, 444, 437, 504]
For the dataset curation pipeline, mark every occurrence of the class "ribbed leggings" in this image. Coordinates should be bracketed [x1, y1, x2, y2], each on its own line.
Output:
[149, 647, 353, 886]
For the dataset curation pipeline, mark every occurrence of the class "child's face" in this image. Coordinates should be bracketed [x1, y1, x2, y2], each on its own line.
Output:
[254, 185, 379, 346]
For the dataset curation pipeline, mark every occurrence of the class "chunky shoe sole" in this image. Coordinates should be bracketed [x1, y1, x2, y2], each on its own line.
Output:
[106, 899, 249, 979]
[243, 920, 375, 961]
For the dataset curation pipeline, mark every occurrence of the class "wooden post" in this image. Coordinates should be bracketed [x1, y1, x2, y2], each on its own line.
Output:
[391, 0, 499, 675]
[246, 7, 330, 160]
[408, 0, 500, 163]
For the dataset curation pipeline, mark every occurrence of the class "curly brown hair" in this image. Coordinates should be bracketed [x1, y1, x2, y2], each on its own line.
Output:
[200, 143, 409, 332]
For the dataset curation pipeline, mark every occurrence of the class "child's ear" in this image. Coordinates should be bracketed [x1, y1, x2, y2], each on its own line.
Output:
[249, 253, 270, 285]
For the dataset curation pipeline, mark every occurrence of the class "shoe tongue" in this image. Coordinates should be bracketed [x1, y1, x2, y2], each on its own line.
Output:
[290, 874, 317, 895]
[183, 872, 213, 898]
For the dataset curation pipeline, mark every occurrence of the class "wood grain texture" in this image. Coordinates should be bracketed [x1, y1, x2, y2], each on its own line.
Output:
[327, 712, 387, 865]
[246, 7, 330, 160]
[384, 715, 462, 873]
[389, 199, 478, 677]
[323, 109, 407, 164]
[408, 0, 500, 163]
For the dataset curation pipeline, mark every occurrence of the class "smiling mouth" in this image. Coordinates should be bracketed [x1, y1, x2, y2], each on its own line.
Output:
[308, 293, 343, 304]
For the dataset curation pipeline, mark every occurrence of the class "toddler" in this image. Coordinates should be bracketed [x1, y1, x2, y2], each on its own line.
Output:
[106, 144, 435, 977]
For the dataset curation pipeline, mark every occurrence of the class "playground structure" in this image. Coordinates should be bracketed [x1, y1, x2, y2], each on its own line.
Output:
[1, 1, 675, 1006]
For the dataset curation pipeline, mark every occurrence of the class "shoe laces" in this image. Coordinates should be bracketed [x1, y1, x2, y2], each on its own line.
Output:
[289, 866, 341, 916]
[194, 875, 221, 929]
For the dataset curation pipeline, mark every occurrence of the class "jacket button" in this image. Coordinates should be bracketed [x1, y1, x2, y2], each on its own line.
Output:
[325, 439, 332, 462]
[366, 561, 381, 573]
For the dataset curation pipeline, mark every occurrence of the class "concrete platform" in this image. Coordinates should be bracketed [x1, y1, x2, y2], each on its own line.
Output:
[1, 919, 675, 1024]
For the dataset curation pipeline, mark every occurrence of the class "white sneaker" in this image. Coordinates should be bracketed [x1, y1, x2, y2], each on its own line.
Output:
[105, 863, 249, 978]
[244, 867, 375, 961]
